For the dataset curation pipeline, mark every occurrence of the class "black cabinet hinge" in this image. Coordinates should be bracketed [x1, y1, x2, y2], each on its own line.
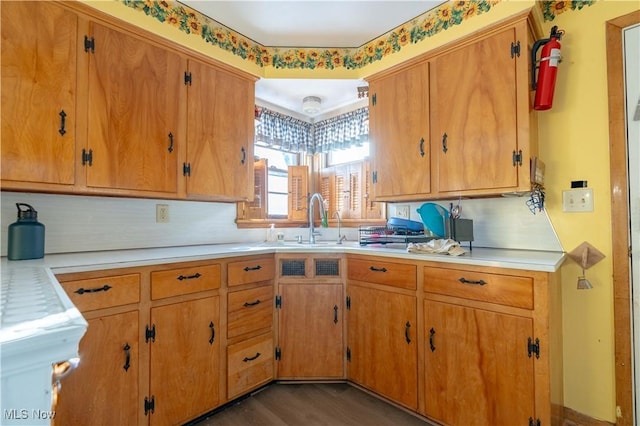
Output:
[144, 396, 155, 416]
[346, 296, 351, 310]
[81, 149, 93, 166]
[184, 72, 192, 86]
[513, 149, 523, 167]
[275, 295, 282, 309]
[372, 93, 377, 106]
[346, 347, 351, 362]
[183, 162, 191, 177]
[372, 171, 377, 184]
[527, 337, 540, 359]
[511, 41, 521, 58]
[145, 324, 156, 343]
[528, 417, 541, 426]
[84, 35, 95, 53]
[275, 347, 281, 360]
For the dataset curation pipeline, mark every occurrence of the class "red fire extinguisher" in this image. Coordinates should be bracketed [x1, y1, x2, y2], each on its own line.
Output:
[531, 26, 565, 111]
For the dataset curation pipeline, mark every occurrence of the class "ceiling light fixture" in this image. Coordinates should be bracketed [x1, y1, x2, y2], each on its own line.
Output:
[302, 96, 321, 114]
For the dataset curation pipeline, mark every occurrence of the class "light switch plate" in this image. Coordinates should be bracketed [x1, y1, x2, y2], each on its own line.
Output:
[562, 188, 594, 212]
[396, 205, 410, 219]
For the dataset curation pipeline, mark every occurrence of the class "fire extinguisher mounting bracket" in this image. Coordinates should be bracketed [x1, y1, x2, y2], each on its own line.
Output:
[531, 26, 565, 90]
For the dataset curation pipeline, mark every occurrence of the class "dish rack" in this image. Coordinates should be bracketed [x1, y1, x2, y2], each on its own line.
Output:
[359, 225, 433, 247]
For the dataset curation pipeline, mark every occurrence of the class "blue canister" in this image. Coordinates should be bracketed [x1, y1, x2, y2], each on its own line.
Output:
[7, 203, 45, 260]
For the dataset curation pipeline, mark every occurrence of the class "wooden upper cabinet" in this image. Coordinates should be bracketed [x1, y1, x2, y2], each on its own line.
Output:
[85, 22, 183, 194]
[1, 1, 77, 186]
[433, 24, 526, 194]
[368, 61, 431, 200]
[185, 60, 255, 201]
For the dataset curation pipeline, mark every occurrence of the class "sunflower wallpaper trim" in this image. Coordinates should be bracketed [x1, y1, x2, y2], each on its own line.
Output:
[120, 0, 596, 71]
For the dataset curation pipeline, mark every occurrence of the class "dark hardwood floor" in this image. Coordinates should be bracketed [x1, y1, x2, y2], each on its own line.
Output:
[192, 383, 435, 426]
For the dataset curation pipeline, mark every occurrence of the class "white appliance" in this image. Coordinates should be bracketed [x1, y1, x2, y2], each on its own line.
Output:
[0, 264, 87, 425]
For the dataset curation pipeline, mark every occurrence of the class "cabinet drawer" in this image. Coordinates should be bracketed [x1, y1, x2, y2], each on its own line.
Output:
[347, 258, 416, 290]
[228, 257, 275, 287]
[227, 333, 274, 399]
[228, 285, 274, 339]
[151, 264, 220, 300]
[424, 266, 533, 309]
[60, 274, 140, 311]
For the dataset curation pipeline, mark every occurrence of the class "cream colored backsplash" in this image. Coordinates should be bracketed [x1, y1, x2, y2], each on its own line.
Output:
[1, 191, 562, 256]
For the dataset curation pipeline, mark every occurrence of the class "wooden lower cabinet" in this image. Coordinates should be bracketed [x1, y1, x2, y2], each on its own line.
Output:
[55, 310, 139, 426]
[277, 283, 344, 379]
[424, 299, 535, 425]
[149, 296, 220, 425]
[346, 284, 418, 410]
[227, 333, 274, 399]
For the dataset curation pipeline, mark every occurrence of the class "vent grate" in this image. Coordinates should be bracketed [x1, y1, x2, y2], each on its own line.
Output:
[315, 259, 340, 276]
[281, 259, 306, 276]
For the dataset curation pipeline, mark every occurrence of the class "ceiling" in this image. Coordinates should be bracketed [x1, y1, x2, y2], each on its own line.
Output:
[180, 1, 447, 120]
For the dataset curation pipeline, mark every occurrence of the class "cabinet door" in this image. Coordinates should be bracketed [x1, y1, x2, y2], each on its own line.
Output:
[369, 61, 430, 200]
[56, 311, 139, 426]
[1, 1, 77, 186]
[278, 284, 343, 378]
[150, 296, 220, 425]
[186, 60, 254, 200]
[86, 23, 182, 194]
[424, 299, 535, 425]
[433, 27, 519, 193]
[347, 285, 417, 409]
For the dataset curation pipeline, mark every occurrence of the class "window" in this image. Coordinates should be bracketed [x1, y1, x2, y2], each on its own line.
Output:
[327, 142, 370, 166]
[254, 146, 299, 218]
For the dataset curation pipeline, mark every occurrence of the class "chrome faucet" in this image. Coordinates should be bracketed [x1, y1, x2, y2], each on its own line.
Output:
[333, 211, 346, 244]
[308, 192, 326, 244]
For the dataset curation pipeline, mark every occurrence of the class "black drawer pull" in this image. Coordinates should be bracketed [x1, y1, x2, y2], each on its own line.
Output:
[123, 343, 131, 371]
[74, 284, 112, 295]
[167, 132, 174, 153]
[209, 321, 215, 345]
[243, 300, 261, 307]
[243, 352, 261, 362]
[178, 273, 201, 281]
[243, 265, 262, 272]
[59, 110, 67, 136]
[458, 277, 487, 286]
[333, 305, 339, 324]
[429, 328, 436, 352]
[369, 266, 387, 273]
[405, 321, 412, 344]
[419, 137, 425, 157]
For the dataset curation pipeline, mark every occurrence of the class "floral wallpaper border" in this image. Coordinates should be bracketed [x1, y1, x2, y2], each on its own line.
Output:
[120, 0, 595, 71]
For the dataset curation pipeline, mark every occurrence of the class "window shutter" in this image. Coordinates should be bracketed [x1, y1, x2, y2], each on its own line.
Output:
[248, 159, 267, 219]
[288, 165, 309, 221]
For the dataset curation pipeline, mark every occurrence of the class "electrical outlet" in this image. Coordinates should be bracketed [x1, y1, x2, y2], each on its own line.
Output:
[396, 205, 410, 219]
[562, 188, 594, 212]
[156, 204, 170, 223]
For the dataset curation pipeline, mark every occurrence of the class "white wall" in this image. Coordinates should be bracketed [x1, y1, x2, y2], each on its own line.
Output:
[1, 191, 562, 256]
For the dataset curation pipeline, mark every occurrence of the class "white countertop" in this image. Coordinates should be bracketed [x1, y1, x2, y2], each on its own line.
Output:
[2, 241, 565, 275]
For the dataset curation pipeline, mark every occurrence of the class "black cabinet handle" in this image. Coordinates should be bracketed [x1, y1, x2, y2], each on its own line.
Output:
[243, 300, 261, 307]
[243, 352, 261, 362]
[74, 284, 112, 295]
[123, 343, 131, 371]
[168, 132, 174, 153]
[59, 110, 67, 136]
[241, 146, 246, 165]
[458, 277, 487, 286]
[209, 321, 215, 345]
[442, 133, 448, 153]
[405, 321, 412, 344]
[177, 273, 201, 281]
[243, 265, 262, 272]
[429, 328, 436, 352]
[419, 137, 425, 157]
[369, 266, 387, 273]
[333, 305, 339, 324]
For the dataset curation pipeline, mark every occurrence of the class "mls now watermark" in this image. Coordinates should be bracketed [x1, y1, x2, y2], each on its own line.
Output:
[4, 409, 56, 420]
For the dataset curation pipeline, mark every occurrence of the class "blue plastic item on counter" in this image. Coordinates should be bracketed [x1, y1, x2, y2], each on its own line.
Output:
[416, 203, 449, 238]
[387, 217, 425, 233]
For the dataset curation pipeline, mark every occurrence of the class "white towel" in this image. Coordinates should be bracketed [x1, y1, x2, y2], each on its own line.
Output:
[407, 239, 466, 256]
